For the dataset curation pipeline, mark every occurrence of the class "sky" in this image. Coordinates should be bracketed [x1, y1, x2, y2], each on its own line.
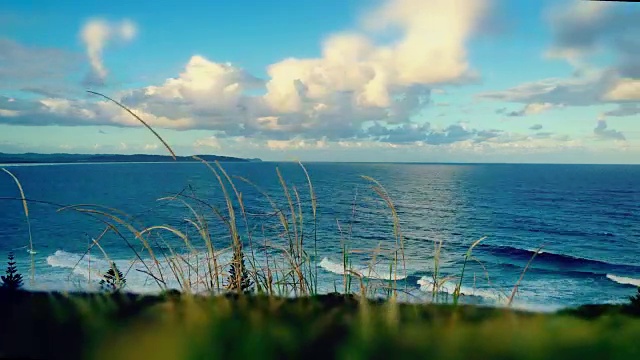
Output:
[0, 0, 639, 163]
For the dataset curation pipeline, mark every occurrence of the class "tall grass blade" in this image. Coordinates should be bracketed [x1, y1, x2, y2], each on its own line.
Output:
[2, 168, 35, 283]
[86, 90, 177, 160]
[453, 236, 487, 305]
[507, 245, 544, 306]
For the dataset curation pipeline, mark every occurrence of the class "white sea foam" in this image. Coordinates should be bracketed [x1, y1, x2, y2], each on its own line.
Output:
[319, 257, 408, 280]
[526, 248, 546, 255]
[606, 274, 640, 287]
[416, 276, 505, 302]
[46, 249, 234, 293]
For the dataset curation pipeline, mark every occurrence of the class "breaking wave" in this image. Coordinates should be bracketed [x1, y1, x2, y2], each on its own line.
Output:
[606, 274, 640, 287]
[319, 257, 408, 280]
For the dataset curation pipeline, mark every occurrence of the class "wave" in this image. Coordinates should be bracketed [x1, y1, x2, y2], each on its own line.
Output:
[524, 227, 615, 238]
[46, 249, 233, 293]
[47, 250, 110, 280]
[319, 258, 408, 280]
[416, 276, 505, 302]
[606, 274, 640, 287]
[481, 245, 640, 273]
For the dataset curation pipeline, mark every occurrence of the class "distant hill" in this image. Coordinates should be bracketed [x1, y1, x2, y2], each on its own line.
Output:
[0, 152, 261, 164]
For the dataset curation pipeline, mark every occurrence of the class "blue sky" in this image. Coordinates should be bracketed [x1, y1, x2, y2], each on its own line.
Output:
[0, 0, 638, 163]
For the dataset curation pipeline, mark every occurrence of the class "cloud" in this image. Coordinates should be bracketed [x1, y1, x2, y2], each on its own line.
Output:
[19, 87, 66, 98]
[594, 120, 625, 141]
[424, 124, 477, 145]
[80, 19, 137, 85]
[367, 122, 432, 143]
[529, 124, 543, 131]
[0, 109, 19, 117]
[478, 68, 640, 105]
[265, 139, 327, 151]
[0, 38, 79, 88]
[194, 136, 222, 150]
[546, 0, 640, 75]
[532, 132, 553, 139]
[603, 104, 640, 117]
[1, 0, 493, 144]
[603, 78, 640, 101]
[480, 1, 640, 108]
[365, 122, 504, 145]
[501, 102, 559, 117]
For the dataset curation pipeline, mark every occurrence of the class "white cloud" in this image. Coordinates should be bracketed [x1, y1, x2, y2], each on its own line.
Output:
[522, 103, 557, 115]
[603, 78, 640, 101]
[80, 18, 137, 84]
[264, 0, 487, 113]
[0, 109, 19, 117]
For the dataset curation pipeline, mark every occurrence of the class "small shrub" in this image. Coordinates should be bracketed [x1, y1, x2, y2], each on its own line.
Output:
[226, 249, 253, 293]
[1, 252, 24, 290]
[630, 287, 640, 308]
[99, 262, 126, 293]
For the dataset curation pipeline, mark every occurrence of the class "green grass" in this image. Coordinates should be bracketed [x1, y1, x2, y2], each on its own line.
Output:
[0, 291, 638, 359]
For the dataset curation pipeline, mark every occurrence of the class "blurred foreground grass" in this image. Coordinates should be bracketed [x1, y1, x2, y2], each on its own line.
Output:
[0, 291, 639, 359]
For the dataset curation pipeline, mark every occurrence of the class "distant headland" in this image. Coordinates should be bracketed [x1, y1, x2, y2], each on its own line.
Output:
[0, 152, 261, 164]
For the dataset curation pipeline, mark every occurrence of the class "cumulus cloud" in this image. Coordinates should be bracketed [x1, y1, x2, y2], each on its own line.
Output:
[80, 19, 137, 85]
[594, 120, 625, 141]
[0, 0, 491, 144]
[529, 124, 543, 131]
[262, 0, 487, 112]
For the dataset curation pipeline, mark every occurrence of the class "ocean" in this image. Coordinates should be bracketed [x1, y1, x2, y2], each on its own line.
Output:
[1, 162, 639, 311]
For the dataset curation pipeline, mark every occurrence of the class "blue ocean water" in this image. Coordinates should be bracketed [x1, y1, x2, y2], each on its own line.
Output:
[0, 162, 639, 310]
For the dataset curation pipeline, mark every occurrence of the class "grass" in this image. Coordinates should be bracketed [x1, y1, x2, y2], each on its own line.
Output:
[0, 290, 638, 360]
[1, 90, 639, 358]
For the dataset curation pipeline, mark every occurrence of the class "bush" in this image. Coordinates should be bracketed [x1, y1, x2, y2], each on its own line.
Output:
[226, 249, 253, 293]
[1, 252, 23, 290]
[99, 262, 126, 293]
[630, 287, 640, 308]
